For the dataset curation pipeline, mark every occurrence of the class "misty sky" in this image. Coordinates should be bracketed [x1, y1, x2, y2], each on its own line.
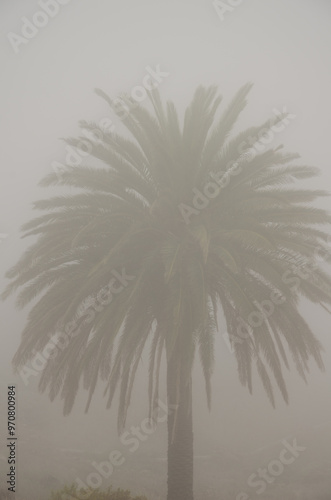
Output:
[1, 0, 331, 457]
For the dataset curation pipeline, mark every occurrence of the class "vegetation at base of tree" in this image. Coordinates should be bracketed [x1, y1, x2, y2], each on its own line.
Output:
[50, 483, 148, 500]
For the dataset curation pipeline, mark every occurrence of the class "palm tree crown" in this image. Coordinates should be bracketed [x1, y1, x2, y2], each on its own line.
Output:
[3, 84, 331, 436]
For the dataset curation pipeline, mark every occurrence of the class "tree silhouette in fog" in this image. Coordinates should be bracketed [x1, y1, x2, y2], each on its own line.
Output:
[3, 85, 331, 500]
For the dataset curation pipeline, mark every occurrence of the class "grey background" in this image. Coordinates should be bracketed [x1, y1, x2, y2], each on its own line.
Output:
[0, 0, 330, 498]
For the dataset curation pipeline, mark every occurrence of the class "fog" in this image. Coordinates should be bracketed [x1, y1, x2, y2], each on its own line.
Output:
[1, 1, 331, 499]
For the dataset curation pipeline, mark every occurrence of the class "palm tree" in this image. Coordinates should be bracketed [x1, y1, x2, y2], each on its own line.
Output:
[3, 84, 331, 500]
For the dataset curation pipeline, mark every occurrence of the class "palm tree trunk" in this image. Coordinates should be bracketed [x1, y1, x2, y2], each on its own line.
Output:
[166, 354, 194, 500]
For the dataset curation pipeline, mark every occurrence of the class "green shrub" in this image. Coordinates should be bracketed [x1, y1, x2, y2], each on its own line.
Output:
[50, 484, 148, 500]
